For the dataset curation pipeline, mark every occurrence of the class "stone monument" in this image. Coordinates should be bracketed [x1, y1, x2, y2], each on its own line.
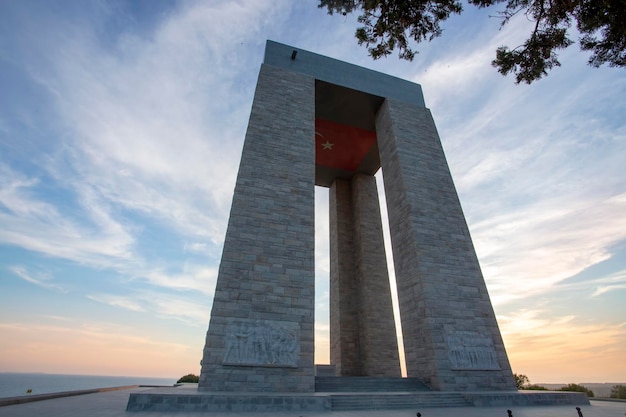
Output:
[126, 41, 591, 412]
[198, 40, 516, 393]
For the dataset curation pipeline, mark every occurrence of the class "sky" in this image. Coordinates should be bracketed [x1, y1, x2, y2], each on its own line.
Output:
[0, 0, 624, 384]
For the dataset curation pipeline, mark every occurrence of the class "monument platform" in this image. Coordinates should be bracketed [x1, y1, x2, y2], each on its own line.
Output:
[1, 386, 619, 417]
[126, 379, 590, 412]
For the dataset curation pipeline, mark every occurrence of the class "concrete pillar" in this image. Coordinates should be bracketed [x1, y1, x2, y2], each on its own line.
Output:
[329, 178, 359, 376]
[375, 99, 516, 390]
[198, 64, 316, 393]
[330, 174, 401, 377]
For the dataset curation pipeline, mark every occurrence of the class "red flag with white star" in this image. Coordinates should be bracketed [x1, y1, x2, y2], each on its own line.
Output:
[314, 118, 377, 172]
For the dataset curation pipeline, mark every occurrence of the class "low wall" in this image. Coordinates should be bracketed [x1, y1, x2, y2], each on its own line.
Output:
[464, 391, 590, 406]
[0, 385, 139, 407]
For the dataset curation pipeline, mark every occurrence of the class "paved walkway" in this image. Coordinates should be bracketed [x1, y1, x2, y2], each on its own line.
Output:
[0, 387, 624, 417]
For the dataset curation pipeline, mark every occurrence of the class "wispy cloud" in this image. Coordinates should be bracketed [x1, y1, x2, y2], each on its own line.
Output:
[414, 12, 537, 105]
[87, 286, 212, 326]
[0, 163, 218, 296]
[592, 283, 626, 297]
[134, 264, 218, 295]
[588, 268, 626, 297]
[0, 320, 200, 377]
[500, 309, 626, 381]
[86, 294, 145, 312]
[10, 266, 67, 293]
[0, 163, 136, 267]
[412, 22, 626, 309]
[473, 190, 626, 305]
[1, 1, 294, 295]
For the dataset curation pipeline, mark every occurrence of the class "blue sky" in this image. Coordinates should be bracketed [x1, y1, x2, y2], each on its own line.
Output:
[0, 0, 624, 383]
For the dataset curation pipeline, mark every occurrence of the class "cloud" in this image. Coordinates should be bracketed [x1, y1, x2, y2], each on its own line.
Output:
[413, 12, 537, 105]
[314, 188, 330, 283]
[10, 266, 67, 293]
[500, 309, 626, 381]
[412, 25, 626, 309]
[0, 162, 219, 297]
[135, 264, 218, 295]
[87, 285, 212, 326]
[0, 320, 200, 377]
[0, 162, 136, 268]
[592, 283, 626, 297]
[472, 189, 626, 305]
[87, 294, 145, 312]
[183, 242, 210, 254]
[39, 6, 250, 243]
[588, 268, 626, 297]
[0, 1, 295, 295]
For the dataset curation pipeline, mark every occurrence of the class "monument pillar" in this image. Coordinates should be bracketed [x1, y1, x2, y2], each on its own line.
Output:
[329, 174, 401, 377]
[198, 64, 316, 393]
[376, 99, 515, 390]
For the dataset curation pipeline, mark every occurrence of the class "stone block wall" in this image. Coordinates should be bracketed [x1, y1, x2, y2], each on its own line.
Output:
[198, 64, 316, 393]
[329, 178, 360, 375]
[375, 99, 516, 391]
[329, 175, 400, 377]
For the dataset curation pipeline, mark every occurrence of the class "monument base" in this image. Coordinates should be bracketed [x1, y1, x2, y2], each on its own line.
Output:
[126, 380, 590, 412]
[126, 385, 331, 412]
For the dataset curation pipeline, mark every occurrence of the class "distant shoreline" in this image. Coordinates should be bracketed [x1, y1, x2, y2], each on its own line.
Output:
[532, 383, 626, 398]
[0, 372, 174, 379]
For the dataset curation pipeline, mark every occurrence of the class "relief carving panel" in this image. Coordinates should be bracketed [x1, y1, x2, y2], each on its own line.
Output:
[446, 331, 500, 370]
[223, 319, 299, 368]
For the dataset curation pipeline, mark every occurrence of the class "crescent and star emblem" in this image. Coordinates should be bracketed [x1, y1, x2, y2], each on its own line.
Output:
[316, 131, 334, 150]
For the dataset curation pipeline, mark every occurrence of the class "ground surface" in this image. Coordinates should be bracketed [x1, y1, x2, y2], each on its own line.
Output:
[0, 386, 624, 417]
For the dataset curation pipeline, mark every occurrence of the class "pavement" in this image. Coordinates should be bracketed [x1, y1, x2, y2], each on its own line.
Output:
[0, 386, 624, 417]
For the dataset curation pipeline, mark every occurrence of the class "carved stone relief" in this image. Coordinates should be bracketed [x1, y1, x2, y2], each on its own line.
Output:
[446, 331, 500, 370]
[223, 319, 299, 368]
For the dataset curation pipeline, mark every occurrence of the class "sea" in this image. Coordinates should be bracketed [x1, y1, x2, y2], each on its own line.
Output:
[0, 373, 176, 399]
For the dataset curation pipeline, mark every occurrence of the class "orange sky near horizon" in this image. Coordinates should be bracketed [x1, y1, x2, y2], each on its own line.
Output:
[1, 313, 624, 383]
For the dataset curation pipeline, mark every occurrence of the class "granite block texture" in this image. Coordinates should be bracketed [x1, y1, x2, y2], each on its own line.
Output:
[375, 99, 516, 391]
[198, 63, 316, 393]
[329, 175, 401, 377]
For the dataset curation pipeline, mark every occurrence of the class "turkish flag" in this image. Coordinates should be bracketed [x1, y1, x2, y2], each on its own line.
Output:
[314, 118, 377, 172]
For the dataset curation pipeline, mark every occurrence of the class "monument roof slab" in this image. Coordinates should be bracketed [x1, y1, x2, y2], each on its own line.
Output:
[264, 40, 425, 107]
[264, 41, 419, 186]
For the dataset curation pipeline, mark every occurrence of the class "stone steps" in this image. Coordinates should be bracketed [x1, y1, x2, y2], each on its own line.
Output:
[329, 392, 472, 410]
[315, 376, 430, 392]
[125, 386, 590, 412]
